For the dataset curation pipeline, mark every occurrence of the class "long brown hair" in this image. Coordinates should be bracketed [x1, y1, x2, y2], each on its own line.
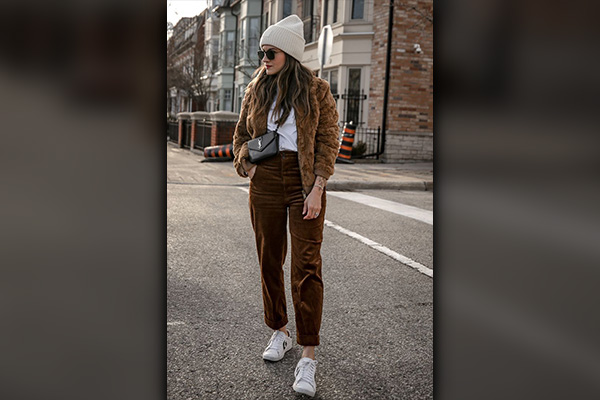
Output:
[246, 54, 314, 127]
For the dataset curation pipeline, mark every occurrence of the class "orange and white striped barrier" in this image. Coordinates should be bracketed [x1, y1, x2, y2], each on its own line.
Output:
[336, 122, 356, 163]
[203, 143, 234, 159]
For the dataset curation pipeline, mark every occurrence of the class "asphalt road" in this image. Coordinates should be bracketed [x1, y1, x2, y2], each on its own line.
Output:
[167, 161, 433, 399]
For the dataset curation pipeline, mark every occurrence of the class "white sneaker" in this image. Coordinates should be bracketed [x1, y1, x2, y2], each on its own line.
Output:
[293, 357, 318, 397]
[262, 330, 292, 361]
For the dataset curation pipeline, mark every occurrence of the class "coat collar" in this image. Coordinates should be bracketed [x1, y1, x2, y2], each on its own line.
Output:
[249, 77, 320, 139]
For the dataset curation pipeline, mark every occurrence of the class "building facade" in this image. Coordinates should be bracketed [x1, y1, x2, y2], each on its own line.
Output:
[368, 0, 433, 162]
[168, 0, 433, 161]
[167, 15, 205, 116]
[300, 0, 374, 128]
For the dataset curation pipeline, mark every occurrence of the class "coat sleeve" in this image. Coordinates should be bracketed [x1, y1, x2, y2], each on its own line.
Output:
[232, 90, 255, 178]
[313, 79, 340, 180]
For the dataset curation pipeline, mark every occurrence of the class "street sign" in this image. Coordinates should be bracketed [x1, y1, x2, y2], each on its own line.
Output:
[317, 25, 333, 77]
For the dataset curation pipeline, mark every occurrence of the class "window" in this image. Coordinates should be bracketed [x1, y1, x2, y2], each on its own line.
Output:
[237, 85, 246, 113]
[352, 0, 365, 20]
[224, 89, 232, 111]
[348, 68, 361, 93]
[240, 17, 259, 61]
[302, 0, 318, 43]
[226, 31, 235, 67]
[240, 18, 247, 60]
[283, 0, 293, 18]
[331, 70, 338, 95]
[211, 38, 219, 71]
[324, 0, 339, 25]
[204, 46, 210, 73]
[263, 11, 269, 33]
[323, 69, 339, 96]
[249, 18, 260, 57]
[206, 18, 212, 37]
[212, 19, 220, 39]
[346, 68, 362, 123]
[220, 31, 234, 68]
[218, 33, 224, 69]
[302, 0, 311, 17]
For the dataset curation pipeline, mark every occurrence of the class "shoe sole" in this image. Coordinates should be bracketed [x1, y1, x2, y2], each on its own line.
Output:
[293, 383, 316, 397]
[262, 342, 292, 361]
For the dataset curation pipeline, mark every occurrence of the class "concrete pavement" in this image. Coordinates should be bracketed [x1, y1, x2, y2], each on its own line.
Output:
[167, 142, 433, 191]
[167, 146, 433, 399]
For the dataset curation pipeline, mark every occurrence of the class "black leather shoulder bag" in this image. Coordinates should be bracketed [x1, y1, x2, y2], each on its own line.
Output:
[247, 128, 279, 164]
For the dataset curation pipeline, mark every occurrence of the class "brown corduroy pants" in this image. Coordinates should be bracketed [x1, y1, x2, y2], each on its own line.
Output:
[249, 151, 326, 346]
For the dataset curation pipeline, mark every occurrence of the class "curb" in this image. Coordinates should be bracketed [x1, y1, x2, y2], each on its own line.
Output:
[215, 181, 433, 191]
[327, 180, 433, 192]
[169, 143, 433, 191]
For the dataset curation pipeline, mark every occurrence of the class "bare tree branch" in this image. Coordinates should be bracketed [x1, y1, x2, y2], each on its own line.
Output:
[397, 2, 434, 27]
[167, 18, 212, 112]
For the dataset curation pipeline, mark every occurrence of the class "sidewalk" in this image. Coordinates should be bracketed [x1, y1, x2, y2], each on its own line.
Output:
[168, 142, 433, 191]
[325, 160, 433, 191]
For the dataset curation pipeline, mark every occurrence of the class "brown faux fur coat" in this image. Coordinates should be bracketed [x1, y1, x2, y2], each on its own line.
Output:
[232, 76, 340, 197]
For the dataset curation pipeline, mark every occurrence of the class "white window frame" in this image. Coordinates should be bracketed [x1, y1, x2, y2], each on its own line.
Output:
[274, 0, 296, 21]
[350, 0, 366, 21]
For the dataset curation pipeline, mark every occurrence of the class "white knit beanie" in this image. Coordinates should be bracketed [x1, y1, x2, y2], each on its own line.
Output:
[259, 15, 305, 62]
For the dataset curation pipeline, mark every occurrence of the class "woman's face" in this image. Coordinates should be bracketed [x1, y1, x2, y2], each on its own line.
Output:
[261, 45, 286, 75]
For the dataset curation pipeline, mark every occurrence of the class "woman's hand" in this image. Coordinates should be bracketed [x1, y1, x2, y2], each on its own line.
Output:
[303, 188, 323, 220]
[247, 165, 257, 179]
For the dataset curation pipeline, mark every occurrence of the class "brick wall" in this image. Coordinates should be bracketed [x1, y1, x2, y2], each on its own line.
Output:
[385, 132, 433, 162]
[211, 121, 236, 146]
[369, 0, 433, 162]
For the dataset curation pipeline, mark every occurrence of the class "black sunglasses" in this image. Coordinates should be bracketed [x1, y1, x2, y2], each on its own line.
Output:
[257, 49, 278, 60]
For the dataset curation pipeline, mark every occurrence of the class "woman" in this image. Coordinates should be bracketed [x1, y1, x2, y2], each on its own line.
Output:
[232, 15, 339, 398]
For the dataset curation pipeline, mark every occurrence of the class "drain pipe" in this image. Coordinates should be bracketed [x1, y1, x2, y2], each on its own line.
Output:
[380, 0, 395, 157]
[231, 4, 240, 112]
[260, 0, 264, 32]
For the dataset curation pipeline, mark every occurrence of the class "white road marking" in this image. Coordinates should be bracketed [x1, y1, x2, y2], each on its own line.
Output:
[324, 220, 433, 278]
[238, 186, 432, 278]
[167, 321, 185, 326]
[327, 191, 433, 225]
[239, 187, 249, 194]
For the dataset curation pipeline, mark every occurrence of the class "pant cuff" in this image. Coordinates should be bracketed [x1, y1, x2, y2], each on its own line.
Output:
[264, 315, 288, 331]
[296, 333, 319, 346]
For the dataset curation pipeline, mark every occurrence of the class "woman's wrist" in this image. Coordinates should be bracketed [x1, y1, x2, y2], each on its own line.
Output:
[313, 175, 327, 192]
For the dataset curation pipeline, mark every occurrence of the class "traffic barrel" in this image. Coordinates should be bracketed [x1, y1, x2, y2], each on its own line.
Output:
[203, 143, 234, 160]
[336, 122, 356, 164]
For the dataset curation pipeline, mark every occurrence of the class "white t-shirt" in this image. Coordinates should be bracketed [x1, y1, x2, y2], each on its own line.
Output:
[267, 99, 298, 152]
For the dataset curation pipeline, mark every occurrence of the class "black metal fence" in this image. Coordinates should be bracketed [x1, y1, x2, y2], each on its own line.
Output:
[193, 119, 212, 150]
[182, 121, 192, 148]
[169, 117, 382, 159]
[167, 122, 178, 143]
[166, 120, 213, 150]
[338, 123, 382, 159]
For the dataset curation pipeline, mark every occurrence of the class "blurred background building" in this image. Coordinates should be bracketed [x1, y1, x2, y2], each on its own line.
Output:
[167, 0, 433, 162]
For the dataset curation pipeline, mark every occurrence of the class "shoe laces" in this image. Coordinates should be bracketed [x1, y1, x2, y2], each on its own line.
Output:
[295, 359, 317, 386]
[266, 331, 285, 351]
